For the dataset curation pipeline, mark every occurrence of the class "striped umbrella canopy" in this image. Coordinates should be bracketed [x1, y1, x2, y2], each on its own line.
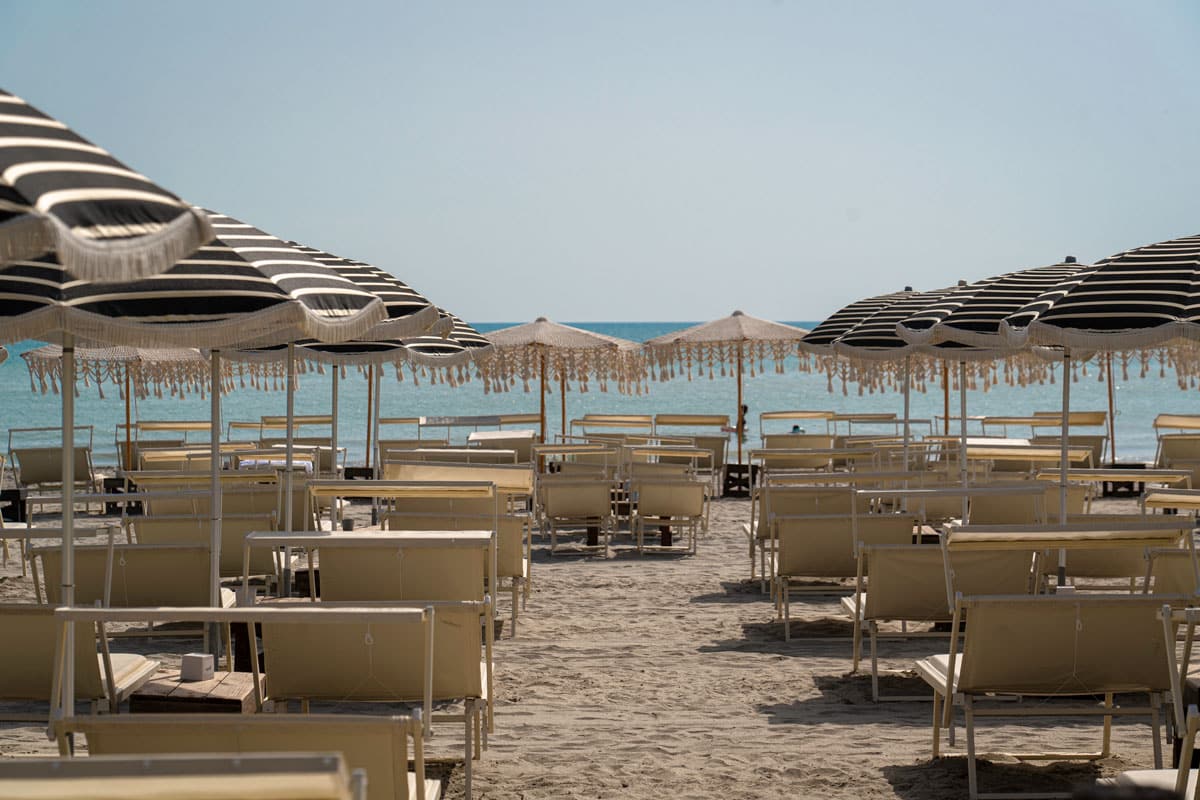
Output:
[801, 289, 920, 355]
[486, 317, 646, 443]
[0, 210, 387, 349]
[287, 243, 443, 340]
[0, 88, 212, 281]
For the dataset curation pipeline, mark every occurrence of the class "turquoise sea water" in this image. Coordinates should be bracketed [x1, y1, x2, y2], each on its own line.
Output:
[0, 322, 1195, 466]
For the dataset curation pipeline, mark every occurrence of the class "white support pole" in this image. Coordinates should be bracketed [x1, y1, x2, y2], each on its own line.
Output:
[330, 367, 340, 527]
[209, 350, 222, 608]
[902, 356, 911, 471]
[959, 361, 968, 522]
[371, 365, 382, 525]
[285, 343, 296, 534]
[59, 333, 76, 722]
[1058, 348, 1071, 586]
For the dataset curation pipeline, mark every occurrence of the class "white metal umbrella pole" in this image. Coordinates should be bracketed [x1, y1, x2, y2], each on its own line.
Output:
[330, 367, 339, 526]
[371, 365, 382, 525]
[959, 361, 968, 522]
[1057, 348, 1071, 587]
[901, 356, 911, 472]
[58, 333, 76, 725]
[281, 343, 296, 596]
[209, 350, 223, 608]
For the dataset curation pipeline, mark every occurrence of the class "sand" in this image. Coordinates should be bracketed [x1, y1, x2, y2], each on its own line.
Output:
[0, 495, 1163, 798]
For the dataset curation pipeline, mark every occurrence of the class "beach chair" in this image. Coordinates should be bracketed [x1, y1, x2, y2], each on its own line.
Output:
[130, 513, 278, 579]
[1110, 705, 1200, 799]
[774, 513, 915, 640]
[32, 543, 236, 610]
[744, 485, 868, 587]
[539, 478, 616, 556]
[382, 510, 531, 636]
[630, 478, 707, 555]
[1144, 548, 1200, 596]
[841, 544, 1034, 701]
[0, 604, 159, 718]
[65, 713, 435, 800]
[0, 753, 369, 800]
[915, 594, 1176, 800]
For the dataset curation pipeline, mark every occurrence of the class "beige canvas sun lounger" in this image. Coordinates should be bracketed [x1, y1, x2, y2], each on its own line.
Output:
[64, 713, 435, 800]
[0, 604, 159, 719]
[130, 513, 278, 579]
[916, 593, 1178, 800]
[631, 479, 706, 555]
[841, 544, 1034, 701]
[1112, 705, 1200, 799]
[773, 513, 915, 640]
[744, 486, 870, 586]
[12, 446, 97, 495]
[0, 753, 369, 800]
[539, 478, 616, 556]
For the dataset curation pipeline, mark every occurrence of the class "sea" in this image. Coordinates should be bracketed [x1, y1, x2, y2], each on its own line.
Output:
[0, 321, 1194, 467]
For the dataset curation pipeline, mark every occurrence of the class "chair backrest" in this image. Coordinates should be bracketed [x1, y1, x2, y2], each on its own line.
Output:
[1031, 434, 1107, 468]
[626, 462, 691, 481]
[71, 714, 416, 800]
[541, 480, 613, 519]
[383, 462, 533, 500]
[35, 544, 212, 607]
[318, 539, 487, 603]
[0, 754, 360, 800]
[956, 595, 1172, 695]
[262, 600, 483, 706]
[1157, 434, 1200, 467]
[387, 496, 496, 516]
[967, 488, 1046, 525]
[860, 545, 952, 622]
[633, 480, 706, 519]
[763, 433, 836, 450]
[131, 514, 277, 577]
[0, 605, 104, 702]
[12, 447, 92, 490]
[383, 512, 526, 580]
[403, 448, 517, 465]
[776, 514, 914, 578]
[1145, 548, 1199, 596]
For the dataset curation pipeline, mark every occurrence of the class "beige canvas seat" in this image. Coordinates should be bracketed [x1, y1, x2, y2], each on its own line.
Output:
[841, 544, 1034, 701]
[130, 513, 278, 579]
[1144, 548, 1200, 595]
[773, 513, 915, 640]
[0, 752, 367, 800]
[631, 479, 706, 555]
[383, 510, 531, 636]
[64, 714, 435, 800]
[32, 543, 236, 610]
[744, 486, 869, 586]
[539, 478, 615, 556]
[1112, 705, 1200, 799]
[0, 604, 158, 718]
[11, 446, 96, 495]
[915, 594, 1175, 800]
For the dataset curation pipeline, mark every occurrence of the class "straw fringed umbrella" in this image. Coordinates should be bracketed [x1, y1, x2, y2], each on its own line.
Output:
[0, 88, 212, 280]
[484, 317, 644, 444]
[645, 310, 809, 464]
[0, 210, 389, 722]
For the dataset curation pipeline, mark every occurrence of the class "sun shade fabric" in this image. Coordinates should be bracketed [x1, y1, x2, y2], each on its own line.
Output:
[0, 210, 386, 349]
[485, 317, 645, 392]
[1003, 234, 1200, 350]
[287, 242, 441, 338]
[898, 261, 1088, 348]
[801, 292, 918, 354]
[830, 287, 966, 361]
[0, 89, 212, 281]
[643, 310, 808, 381]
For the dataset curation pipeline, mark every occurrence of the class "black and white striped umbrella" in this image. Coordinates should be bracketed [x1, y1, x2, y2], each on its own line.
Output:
[0, 89, 212, 281]
[1003, 234, 1200, 352]
[898, 258, 1087, 349]
[287, 243, 443, 339]
[800, 289, 921, 355]
[0, 210, 386, 349]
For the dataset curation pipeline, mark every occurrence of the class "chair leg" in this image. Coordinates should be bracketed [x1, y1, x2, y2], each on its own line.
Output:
[1151, 693, 1163, 769]
[965, 696, 979, 800]
[1102, 692, 1113, 759]
[783, 586, 791, 642]
[463, 701, 473, 799]
[510, 584, 518, 638]
[931, 689, 942, 758]
[869, 622, 879, 703]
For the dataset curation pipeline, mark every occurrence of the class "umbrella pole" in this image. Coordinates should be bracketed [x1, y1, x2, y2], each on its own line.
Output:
[124, 366, 132, 471]
[58, 333, 76, 726]
[539, 353, 547, 445]
[285, 343, 295, 534]
[560, 373, 566, 444]
[902, 356, 911, 471]
[943, 363, 950, 435]
[364, 365, 374, 470]
[736, 344, 744, 465]
[1106, 353, 1117, 463]
[330, 368, 339, 527]
[208, 350, 224, 659]
[1058, 348, 1071, 587]
[959, 361, 968, 522]
[371, 366, 382, 526]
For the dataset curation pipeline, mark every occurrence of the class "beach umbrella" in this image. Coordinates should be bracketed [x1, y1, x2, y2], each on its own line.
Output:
[645, 311, 809, 464]
[1004, 234, 1200, 532]
[485, 317, 644, 444]
[0, 88, 212, 280]
[0, 210, 389, 722]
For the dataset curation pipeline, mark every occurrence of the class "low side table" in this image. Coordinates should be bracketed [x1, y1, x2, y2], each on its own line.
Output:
[129, 670, 264, 714]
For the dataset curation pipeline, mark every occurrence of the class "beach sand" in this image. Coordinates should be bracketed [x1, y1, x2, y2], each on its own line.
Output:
[0, 495, 1161, 798]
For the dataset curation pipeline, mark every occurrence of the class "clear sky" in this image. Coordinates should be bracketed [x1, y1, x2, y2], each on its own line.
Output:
[3, 1, 1198, 322]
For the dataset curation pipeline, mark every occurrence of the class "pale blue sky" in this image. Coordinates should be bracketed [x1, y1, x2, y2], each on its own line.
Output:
[3, 1, 1198, 322]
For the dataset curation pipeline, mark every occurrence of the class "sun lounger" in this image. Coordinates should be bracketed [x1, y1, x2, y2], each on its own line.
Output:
[64, 713, 435, 800]
[744, 485, 871, 587]
[842, 544, 1034, 701]
[774, 513, 916, 640]
[630, 478, 706, 555]
[130, 513, 278, 579]
[916, 594, 1177, 800]
[0, 604, 159, 719]
[539, 478, 616, 556]
[0, 753, 369, 800]
[1111, 704, 1200, 799]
